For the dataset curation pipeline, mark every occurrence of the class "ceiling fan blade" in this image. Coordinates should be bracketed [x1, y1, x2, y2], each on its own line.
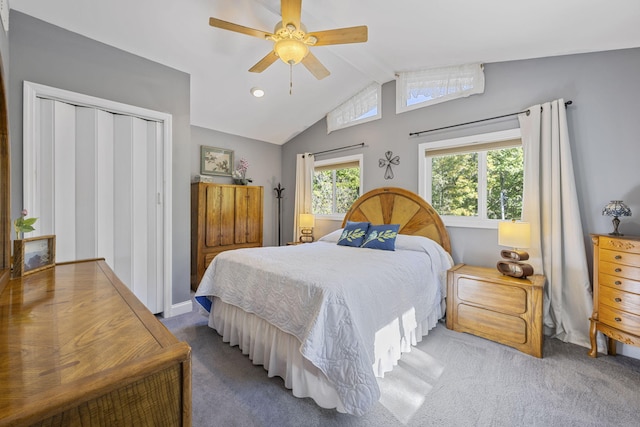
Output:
[209, 17, 273, 39]
[308, 26, 368, 46]
[249, 51, 279, 73]
[302, 52, 330, 80]
[281, 0, 302, 29]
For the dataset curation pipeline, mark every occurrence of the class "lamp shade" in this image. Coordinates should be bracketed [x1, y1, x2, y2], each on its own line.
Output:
[299, 213, 315, 228]
[498, 220, 531, 249]
[602, 200, 632, 218]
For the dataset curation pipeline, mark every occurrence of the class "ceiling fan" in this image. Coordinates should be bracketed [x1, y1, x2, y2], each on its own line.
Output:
[209, 0, 368, 81]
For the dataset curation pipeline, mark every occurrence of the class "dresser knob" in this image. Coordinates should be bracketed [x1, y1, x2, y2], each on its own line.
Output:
[615, 281, 622, 285]
[615, 268, 622, 273]
[615, 317, 622, 322]
[615, 255, 622, 260]
[615, 297, 622, 303]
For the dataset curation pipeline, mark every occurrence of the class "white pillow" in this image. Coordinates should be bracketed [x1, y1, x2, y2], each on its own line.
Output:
[317, 228, 344, 243]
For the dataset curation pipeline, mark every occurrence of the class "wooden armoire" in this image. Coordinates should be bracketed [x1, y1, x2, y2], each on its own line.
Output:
[191, 182, 264, 290]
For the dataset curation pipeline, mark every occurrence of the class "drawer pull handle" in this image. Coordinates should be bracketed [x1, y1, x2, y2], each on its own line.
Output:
[615, 281, 622, 285]
[615, 268, 622, 273]
[615, 317, 622, 322]
[615, 255, 622, 260]
[614, 297, 622, 303]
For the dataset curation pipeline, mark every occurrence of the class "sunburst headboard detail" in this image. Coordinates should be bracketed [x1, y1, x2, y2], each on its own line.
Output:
[342, 187, 451, 253]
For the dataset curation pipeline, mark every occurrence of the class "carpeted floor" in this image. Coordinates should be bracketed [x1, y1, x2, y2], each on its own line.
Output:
[161, 304, 640, 427]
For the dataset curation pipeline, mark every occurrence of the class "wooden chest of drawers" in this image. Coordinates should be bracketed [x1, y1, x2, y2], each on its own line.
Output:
[589, 234, 640, 357]
[446, 264, 545, 358]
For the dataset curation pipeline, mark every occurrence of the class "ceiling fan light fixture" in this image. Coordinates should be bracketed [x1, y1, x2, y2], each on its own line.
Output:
[274, 38, 309, 65]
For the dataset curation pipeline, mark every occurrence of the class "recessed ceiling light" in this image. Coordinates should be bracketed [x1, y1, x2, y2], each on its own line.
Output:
[250, 87, 265, 98]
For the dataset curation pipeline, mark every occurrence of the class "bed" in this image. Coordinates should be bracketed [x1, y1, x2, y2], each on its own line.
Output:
[194, 187, 453, 415]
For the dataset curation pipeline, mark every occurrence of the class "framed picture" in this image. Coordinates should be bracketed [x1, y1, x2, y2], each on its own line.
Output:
[200, 145, 234, 176]
[13, 235, 56, 277]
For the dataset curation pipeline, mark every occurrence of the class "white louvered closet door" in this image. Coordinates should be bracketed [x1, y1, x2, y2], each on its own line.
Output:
[33, 99, 164, 313]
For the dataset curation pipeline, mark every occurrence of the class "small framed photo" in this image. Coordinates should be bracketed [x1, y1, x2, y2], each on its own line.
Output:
[13, 235, 56, 277]
[201, 145, 234, 176]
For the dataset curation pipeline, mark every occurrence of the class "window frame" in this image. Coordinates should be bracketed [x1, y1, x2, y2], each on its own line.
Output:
[418, 128, 522, 229]
[312, 154, 364, 220]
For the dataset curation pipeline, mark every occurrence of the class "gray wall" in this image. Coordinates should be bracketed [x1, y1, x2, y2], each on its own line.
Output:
[283, 48, 640, 269]
[190, 125, 282, 246]
[8, 12, 192, 307]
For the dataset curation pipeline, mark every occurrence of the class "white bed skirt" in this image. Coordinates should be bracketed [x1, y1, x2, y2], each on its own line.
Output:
[208, 296, 443, 413]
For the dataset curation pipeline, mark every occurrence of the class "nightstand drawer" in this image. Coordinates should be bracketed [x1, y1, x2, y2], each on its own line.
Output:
[457, 278, 527, 315]
[600, 249, 640, 268]
[599, 285, 640, 313]
[600, 261, 640, 281]
[599, 304, 640, 335]
[599, 273, 640, 294]
[458, 304, 527, 344]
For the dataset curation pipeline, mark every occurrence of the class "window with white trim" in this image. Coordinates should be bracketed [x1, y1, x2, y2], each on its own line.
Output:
[396, 63, 485, 114]
[418, 129, 523, 228]
[312, 154, 363, 219]
[326, 83, 381, 133]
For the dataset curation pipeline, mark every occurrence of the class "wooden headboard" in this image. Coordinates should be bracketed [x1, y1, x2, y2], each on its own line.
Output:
[342, 187, 451, 253]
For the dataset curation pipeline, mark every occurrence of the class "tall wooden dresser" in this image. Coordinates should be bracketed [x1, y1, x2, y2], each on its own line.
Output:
[191, 183, 263, 290]
[0, 259, 192, 426]
[589, 234, 640, 357]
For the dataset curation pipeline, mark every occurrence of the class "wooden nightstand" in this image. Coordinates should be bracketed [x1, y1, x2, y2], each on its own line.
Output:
[446, 264, 545, 358]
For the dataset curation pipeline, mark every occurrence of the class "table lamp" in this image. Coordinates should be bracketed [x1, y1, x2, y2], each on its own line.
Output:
[602, 200, 631, 236]
[299, 213, 315, 243]
[497, 219, 534, 278]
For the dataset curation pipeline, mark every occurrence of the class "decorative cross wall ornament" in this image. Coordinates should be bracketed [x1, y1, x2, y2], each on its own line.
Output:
[379, 151, 400, 179]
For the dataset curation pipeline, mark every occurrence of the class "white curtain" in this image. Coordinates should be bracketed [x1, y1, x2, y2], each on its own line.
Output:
[519, 99, 599, 349]
[293, 153, 314, 242]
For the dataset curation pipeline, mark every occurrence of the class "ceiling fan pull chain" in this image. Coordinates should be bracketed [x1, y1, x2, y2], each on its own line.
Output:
[289, 63, 293, 95]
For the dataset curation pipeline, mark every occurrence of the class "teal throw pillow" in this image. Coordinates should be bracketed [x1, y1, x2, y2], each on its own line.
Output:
[337, 221, 370, 247]
[361, 224, 400, 251]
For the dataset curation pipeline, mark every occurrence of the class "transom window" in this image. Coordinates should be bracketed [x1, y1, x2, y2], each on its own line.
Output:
[396, 63, 485, 114]
[418, 129, 523, 228]
[326, 83, 381, 133]
[312, 154, 363, 219]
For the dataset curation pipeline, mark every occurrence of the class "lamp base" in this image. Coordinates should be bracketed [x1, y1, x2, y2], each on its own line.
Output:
[610, 216, 623, 236]
[500, 249, 529, 261]
[299, 229, 314, 243]
[496, 261, 534, 278]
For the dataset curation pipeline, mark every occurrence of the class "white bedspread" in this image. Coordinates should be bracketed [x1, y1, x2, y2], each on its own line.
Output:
[195, 235, 453, 416]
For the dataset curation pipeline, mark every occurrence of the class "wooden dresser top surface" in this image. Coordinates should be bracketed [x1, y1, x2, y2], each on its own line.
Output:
[0, 259, 186, 418]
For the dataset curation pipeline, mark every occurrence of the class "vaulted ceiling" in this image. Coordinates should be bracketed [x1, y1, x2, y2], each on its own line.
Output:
[11, 0, 640, 144]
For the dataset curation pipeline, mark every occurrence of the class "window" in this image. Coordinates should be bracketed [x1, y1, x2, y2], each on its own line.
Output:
[418, 129, 523, 228]
[396, 63, 485, 114]
[326, 83, 381, 133]
[312, 154, 363, 219]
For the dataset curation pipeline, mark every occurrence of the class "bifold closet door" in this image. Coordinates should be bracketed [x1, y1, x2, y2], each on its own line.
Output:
[32, 99, 163, 313]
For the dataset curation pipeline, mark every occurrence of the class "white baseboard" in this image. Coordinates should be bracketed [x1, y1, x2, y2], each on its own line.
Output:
[165, 299, 193, 318]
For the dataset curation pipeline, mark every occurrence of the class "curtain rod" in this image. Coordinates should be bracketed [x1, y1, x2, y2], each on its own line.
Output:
[310, 142, 365, 157]
[409, 100, 573, 137]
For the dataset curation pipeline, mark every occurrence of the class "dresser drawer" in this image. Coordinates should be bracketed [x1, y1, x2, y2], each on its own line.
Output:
[599, 261, 640, 281]
[599, 273, 640, 294]
[598, 304, 640, 335]
[600, 237, 640, 255]
[457, 278, 527, 315]
[600, 248, 640, 268]
[599, 285, 640, 314]
[457, 303, 527, 344]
